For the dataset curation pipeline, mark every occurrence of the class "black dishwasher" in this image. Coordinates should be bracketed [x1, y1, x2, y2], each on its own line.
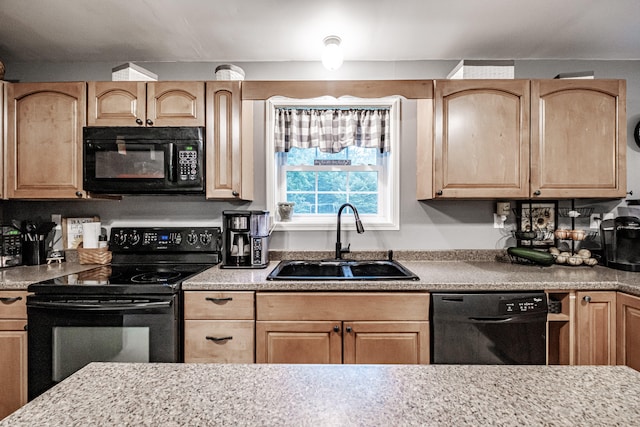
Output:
[431, 291, 548, 364]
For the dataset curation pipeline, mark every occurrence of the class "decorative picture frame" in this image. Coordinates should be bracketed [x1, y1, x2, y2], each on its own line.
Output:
[517, 201, 557, 247]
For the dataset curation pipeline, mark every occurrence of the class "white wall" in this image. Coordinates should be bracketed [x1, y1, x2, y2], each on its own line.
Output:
[3, 59, 639, 251]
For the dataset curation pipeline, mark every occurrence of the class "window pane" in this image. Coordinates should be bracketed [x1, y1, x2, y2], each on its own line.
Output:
[349, 194, 378, 214]
[318, 172, 346, 192]
[347, 146, 378, 166]
[286, 171, 316, 192]
[287, 193, 316, 214]
[349, 171, 378, 192]
[285, 148, 315, 166]
[318, 194, 347, 214]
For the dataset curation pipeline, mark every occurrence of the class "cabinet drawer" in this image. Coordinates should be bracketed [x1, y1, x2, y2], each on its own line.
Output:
[257, 292, 430, 321]
[184, 320, 254, 363]
[184, 291, 254, 320]
[0, 291, 28, 319]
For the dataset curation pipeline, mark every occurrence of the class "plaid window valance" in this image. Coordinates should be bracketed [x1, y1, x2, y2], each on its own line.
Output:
[274, 108, 390, 153]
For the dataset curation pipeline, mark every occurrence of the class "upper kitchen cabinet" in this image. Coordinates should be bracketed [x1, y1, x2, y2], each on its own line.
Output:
[0, 82, 4, 199]
[6, 82, 87, 199]
[87, 81, 205, 127]
[427, 79, 531, 199]
[420, 79, 627, 200]
[205, 81, 253, 200]
[530, 79, 626, 199]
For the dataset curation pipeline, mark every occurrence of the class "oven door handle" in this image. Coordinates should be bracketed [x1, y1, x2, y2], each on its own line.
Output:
[27, 300, 173, 311]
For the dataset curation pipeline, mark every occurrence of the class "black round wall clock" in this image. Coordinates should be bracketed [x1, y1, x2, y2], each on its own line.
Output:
[635, 120, 640, 148]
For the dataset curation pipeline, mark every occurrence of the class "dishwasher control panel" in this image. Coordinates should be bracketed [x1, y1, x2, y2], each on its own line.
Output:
[500, 295, 547, 314]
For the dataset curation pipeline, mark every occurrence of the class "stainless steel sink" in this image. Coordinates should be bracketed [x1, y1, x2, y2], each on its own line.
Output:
[266, 260, 419, 281]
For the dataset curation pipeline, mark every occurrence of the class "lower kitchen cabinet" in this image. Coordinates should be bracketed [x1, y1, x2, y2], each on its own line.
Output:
[616, 292, 640, 371]
[256, 292, 430, 364]
[0, 291, 28, 420]
[576, 291, 616, 365]
[183, 291, 255, 363]
[546, 290, 576, 365]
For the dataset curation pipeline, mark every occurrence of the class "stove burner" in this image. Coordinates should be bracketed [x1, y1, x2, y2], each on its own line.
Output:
[130, 271, 182, 283]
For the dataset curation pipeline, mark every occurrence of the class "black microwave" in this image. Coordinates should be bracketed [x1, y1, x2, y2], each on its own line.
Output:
[83, 127, 204, 194]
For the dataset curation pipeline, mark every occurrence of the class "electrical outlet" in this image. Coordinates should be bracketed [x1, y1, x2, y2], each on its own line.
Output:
[590, 214, 601, 229]
[496, 202, 511, 216]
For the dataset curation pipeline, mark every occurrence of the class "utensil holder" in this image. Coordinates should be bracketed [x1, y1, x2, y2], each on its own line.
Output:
[23, 240, 46, 265]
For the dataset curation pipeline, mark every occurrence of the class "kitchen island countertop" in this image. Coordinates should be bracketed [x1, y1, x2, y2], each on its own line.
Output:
[2, 362, 640, 426]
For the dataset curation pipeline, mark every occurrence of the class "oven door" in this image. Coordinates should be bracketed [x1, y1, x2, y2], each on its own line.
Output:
[27, 294, 181, 400]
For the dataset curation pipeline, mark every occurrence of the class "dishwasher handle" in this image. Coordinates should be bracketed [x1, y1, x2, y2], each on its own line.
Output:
[469, 316, 514, 323]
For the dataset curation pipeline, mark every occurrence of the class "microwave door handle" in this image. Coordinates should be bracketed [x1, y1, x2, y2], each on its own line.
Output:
[168, 142, 176, 182]
[27, 300, 173, 311]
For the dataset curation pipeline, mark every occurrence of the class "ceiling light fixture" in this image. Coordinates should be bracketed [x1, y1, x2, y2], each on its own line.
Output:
[322, 36, 343, 71]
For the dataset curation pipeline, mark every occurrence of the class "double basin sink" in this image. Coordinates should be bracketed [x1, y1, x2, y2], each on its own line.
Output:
[267, 259, 419, 281]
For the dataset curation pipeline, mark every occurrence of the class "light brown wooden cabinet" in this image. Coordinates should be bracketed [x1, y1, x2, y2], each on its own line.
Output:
[256, 292, 430, 364]
[546, 290, 576, 365]
[421, 79, 626, 200]
[431, 79, 531, 199]
[575, 291, 616, 365]
[87, 81, 205, 127]
[0, 291, 28, 420]
[0, 82, 4, 199]
[6, 82, 87, 199]
[530, 80, 626, 199]
[616, 292, 640, 371]
[205, 81, 253, 200]
[183, 291, 255, 363]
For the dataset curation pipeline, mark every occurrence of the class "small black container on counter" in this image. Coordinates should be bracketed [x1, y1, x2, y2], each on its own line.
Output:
[22, 240, 46, 265]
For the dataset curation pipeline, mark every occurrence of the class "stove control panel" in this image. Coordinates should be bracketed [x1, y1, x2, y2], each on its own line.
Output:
[110, 227, 222, 252]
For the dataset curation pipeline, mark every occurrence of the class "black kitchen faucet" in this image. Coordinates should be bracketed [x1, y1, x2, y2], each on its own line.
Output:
[335, 203, 365, 259]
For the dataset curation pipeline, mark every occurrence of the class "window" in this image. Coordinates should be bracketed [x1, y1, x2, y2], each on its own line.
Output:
[266, 96, 400, 231]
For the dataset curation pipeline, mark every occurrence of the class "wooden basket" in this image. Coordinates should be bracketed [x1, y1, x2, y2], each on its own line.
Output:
[77, 246, 112, 265]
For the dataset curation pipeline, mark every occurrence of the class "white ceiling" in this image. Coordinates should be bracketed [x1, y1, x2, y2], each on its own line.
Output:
[1, 0, 639, 63]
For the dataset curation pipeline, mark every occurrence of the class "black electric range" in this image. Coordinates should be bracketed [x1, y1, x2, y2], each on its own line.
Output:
[27, 226, 222, 295]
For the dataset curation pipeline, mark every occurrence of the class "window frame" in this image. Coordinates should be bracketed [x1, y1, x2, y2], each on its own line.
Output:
[266, 96, 401, 231]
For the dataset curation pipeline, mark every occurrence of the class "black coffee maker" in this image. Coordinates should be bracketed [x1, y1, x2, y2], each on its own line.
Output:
[600, 216, 640, 272]
[222, 210, 270, 268]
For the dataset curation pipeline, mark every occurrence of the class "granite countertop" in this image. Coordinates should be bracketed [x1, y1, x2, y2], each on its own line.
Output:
[3, 250, 640, 295]
[2, 362, 640, 426]
[184, 259, 640, 295]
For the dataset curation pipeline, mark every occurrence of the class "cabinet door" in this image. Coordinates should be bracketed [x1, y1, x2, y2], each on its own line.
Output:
[576, 291, 616, 365]
[530, 80, 626, 198]
[0, 82, 4, 199]
[146, 81, 205, 127]
[256, 321, 342, 364]
[184, 320, 254, 363]
[0, 331, 27, 420]
[87, 81, 146, 126]
[205, 81, 247, 199]
[6, 82, 86, 199]
[343, 321, 429, 364]
[616, 292, 640, 371]
[433, 79, 530, 198]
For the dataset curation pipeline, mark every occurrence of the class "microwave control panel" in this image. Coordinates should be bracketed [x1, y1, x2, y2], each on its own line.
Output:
[176, 142, 202, 183]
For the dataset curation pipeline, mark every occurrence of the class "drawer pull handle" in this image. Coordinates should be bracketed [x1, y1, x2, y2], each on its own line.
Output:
[206, 297, 233, 304]
[206, 336, 233, 343]
[0, 296, 23, 303]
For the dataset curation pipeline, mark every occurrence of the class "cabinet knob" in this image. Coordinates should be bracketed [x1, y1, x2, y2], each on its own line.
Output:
[135, 118, 143, 125]
[436, 190, 443, 196]
[75, 191, 84, 198]
[232, 190, 240, 197]
[146, 119, 154, 126]
[583, 295, 592, 303]
[346, 326, 353, 333]
[533, 190, 541, 196]
[333, 325, 340, 333]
